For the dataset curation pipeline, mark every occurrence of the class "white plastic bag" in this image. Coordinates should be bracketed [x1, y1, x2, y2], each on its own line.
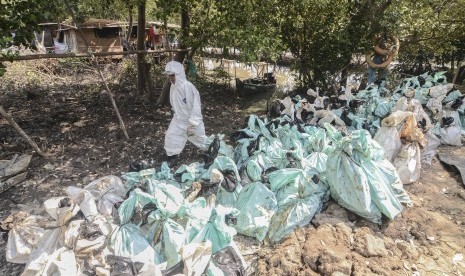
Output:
[42, 247, 79, 276]
[84, 175, 126, 217]
[54, 41, 68, 54]
[428, 83, 454, 101]
[420, 131, 441, 165]
[181, 241, 212, 276]
[23, 197, 80, 276]
[440, 126, 462, 146]
[374, 126, 402, 162]
[426, 98, 443, 115]
[66, 186, 99, 221]
[1, 211, 46, 264]
[393, 142, 421, 184]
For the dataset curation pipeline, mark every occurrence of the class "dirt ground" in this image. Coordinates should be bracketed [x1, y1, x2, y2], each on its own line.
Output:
[1, 60, 464, 275]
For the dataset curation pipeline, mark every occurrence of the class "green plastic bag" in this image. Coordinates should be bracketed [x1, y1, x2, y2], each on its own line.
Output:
[119, 188, 185, 268]
[326, 130, 406, 224]
[148, 181, 184, 217]
[145, 217, 185, 268]
[267, 193, 323, 243]
[178, 197, 212, 243]
[174, 162, 205, 185]
[203, 157, 242, 207]
[234, 181, 277, 241]
[247, 152, 276, 174]
[268, 168, 318, 206]
[191, 205, 239, 254]
[258, 138, 287, 169]
[122, 162, 173, 192]
[206, 134, 235, 160]
[306, 152, 328, 174]
[109, 223, 160, 268]
[246, 160, 262, 182]
[122, 168, 157, 191]
[265, 167, 328, 242]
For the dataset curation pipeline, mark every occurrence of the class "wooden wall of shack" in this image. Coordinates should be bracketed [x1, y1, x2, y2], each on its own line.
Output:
[76, 28, 123, 53]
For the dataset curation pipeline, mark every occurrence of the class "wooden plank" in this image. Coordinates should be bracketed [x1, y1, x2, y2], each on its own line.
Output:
[0, 154, 32, 182]
[0, 172, 27, 194]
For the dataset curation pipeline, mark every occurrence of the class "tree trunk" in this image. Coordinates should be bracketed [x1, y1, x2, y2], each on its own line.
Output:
[137, 0, 146, 94]
[155, 3, 190, 106]
[126, 4, 134, 42]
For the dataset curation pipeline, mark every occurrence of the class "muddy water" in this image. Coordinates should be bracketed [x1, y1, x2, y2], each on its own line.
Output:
[200, 58, 295, 113]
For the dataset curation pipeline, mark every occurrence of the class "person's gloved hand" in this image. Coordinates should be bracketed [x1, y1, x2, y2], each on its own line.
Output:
[187, 125, 195, 136]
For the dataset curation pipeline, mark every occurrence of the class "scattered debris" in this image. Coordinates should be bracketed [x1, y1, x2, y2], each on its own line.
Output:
[0, 154, 32, 194]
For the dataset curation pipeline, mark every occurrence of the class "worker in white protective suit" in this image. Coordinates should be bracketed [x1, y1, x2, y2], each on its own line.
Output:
[164, 61, 207, 162]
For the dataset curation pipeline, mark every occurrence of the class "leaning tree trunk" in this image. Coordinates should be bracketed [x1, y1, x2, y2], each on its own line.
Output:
[136, 0, 146, 94]
[155, 3, 190, 106]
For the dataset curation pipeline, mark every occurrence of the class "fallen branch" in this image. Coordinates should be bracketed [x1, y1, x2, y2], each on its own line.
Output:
[0, 106, 46, 157]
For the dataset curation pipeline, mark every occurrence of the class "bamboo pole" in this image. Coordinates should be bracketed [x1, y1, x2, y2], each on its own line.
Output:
[62, 0, 131, 139]
[0, 49, 188, 62]
[0, 106, 46, 157]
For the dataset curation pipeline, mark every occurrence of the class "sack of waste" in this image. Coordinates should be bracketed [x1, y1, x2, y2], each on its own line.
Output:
[1, 211, 46, 264]
[62, 217, 112, 273]
[123, 162, 174, 191]
[162, 241, 213, 276]
[326, 129, 409, 224]
[202, 157, 242, 208]
[190, 205, 247, 275]
[420, 130, 441, 165]
[432, 117, 462, 146]
[374, 125, 402, 162]
[234, 160, 277, 241]
[266, 168, 328, 243]
[115, 186, 185, 269]
[108, 188, 162, 272]
[22, 197, 80, 275]
[375, 112, 424, 184]
[83, 175, 126, 217]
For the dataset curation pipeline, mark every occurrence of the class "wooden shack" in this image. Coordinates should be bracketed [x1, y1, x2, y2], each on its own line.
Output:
[36, 19, 180, 54]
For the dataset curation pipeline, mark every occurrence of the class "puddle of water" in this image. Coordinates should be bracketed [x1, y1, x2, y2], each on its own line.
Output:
[199, 58, 295, 114]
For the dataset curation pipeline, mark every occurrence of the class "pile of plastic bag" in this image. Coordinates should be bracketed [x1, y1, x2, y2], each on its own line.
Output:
[2, 72, 463, 275]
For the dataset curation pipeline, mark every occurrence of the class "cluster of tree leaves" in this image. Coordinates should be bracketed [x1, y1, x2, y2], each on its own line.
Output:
[153, 0, 465, 88]
[0, 0, 63, 75]
[2, 0, 465, 87]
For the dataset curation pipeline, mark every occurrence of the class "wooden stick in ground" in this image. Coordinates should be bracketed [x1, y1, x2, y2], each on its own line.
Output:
[62, 0, 129, 140]
[0, 106, 46, 157]
[452, 61, 462, 84]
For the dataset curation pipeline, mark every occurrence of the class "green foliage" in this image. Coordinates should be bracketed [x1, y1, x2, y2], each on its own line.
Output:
[73, 0, 137, 22]
[117, 57, 137, 87]
[391, 0, 465, 73]
[0, 0, 61, 76]
[2, 0, 465, 84]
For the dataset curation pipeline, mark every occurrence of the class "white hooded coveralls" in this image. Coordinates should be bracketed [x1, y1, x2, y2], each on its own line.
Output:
[164, 61, 207, 156]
